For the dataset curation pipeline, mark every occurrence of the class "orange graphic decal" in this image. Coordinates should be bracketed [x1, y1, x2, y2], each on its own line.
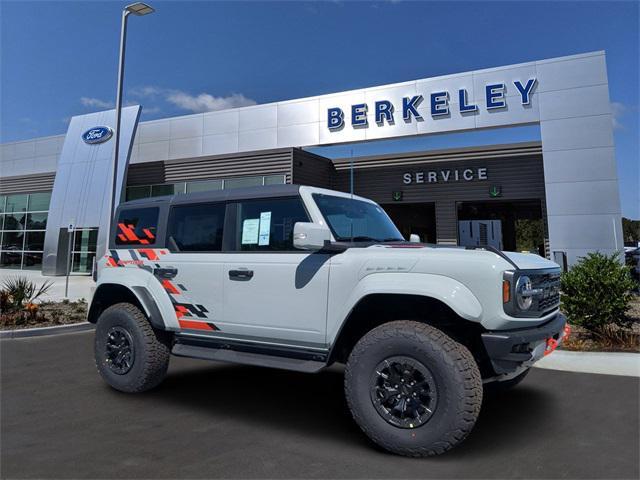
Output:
[178, 319, 215, 331]
[161, 279, 180, 295]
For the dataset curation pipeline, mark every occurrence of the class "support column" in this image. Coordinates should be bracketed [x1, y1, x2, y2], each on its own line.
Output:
[435, 201, 458, 245]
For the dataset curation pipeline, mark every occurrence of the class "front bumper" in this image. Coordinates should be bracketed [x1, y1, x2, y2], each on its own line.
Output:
[481, 313, 568, 375]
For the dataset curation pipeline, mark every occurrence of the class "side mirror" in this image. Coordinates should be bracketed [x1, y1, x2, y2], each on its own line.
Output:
[409, 234, 421, 243]
[293, 222, 332, 250]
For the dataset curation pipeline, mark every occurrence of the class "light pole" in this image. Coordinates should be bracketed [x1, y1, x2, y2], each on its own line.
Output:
[109, 2, 155, 233]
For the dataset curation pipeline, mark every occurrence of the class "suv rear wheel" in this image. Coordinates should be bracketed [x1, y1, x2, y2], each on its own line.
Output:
[344, 320, 482, 457]
[94, 302, 171, 393]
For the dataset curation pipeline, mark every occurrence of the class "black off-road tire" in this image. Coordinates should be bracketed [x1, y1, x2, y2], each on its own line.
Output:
[344, 320, 483, 457]
[94, 302, 171, 393]
[485, 368, 530, 395]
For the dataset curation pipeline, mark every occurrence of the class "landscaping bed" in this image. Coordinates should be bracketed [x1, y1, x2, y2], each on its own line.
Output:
[1, 276, 88, 331]
[564, 294, 640, 353]
[1, 299, 88, 331]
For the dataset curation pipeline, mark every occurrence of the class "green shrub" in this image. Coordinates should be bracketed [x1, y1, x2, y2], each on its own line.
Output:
[561, 252, 636, 332]
[1, 276, 53, 312]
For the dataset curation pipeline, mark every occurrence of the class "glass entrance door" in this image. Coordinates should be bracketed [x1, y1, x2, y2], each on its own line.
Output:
[71, 228, 98, 274]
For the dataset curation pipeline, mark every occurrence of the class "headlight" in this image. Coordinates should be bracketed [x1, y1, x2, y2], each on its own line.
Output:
[515, 275, 533, 310]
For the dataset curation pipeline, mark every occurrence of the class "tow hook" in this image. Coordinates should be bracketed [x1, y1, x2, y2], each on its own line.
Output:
[543, 323, 571, 357]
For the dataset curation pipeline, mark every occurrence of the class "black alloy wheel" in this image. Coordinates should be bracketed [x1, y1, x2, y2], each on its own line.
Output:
[370, 356, 437, 428]
[105, 326, 135, 375]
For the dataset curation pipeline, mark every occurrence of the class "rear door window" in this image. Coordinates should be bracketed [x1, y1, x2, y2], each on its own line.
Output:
[167, 203, 226, 252]
[115, 207, 159, 246]
[234, 197, 309, 251]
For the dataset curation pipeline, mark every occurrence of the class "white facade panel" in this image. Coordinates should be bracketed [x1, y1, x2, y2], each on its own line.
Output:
[239, 128, 278, 151]
[13, 140, 36, 160]
[277, 100, 320, 127]
[34, 155, 59, 172]
[543, 147, 618, 183]
[239, 105, 277, 131]
[536, 54, 608, 92]
[170, 115, 203, 140]
[35, 137, 63, 157]
[203, 110, 240, 135]
[169, 136, 203, 160]
[545, 179, 621, 215]
[277, 123, 319, 148]
[538, 84, 611, 121]
[137, 120, 170, 143]
[202, 133, 239, 156]
[540, 114, 614, 151]
[138, 140, 169, 163]
[0, 143, 16, 162]
[547, 214, 623, 250]
[416, 111, 475, 135]
[475, 101, 539, 129]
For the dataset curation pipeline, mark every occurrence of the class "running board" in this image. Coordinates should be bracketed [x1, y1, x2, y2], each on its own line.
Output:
[172, 337, 328, 373]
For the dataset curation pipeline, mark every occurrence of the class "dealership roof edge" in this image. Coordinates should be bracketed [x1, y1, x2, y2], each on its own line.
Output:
[0, 50, 605, 149]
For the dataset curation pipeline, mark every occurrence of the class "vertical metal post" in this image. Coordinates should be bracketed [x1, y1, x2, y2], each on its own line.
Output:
[349, 148, 354, 198]
[108, 10, 130, 239]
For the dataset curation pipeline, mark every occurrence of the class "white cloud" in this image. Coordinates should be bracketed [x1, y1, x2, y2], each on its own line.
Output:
[165, 91, 256, 113]
[129, 85, 163, 98]
[80, 97, 114, 109]
[129, 85, 256, 114]
[611, 101, 626, 130]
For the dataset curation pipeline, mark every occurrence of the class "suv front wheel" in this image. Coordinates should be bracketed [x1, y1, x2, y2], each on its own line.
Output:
[344, 320, 482, 457]
[94, 303, 171, 393]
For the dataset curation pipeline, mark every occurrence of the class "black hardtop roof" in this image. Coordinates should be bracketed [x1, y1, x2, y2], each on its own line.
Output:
[118, 184, 302, 209]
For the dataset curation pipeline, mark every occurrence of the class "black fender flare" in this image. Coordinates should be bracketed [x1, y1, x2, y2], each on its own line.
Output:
[89, 283, 166, 330]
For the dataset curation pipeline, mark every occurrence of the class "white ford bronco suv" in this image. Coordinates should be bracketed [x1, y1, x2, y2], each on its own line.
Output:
[90, 184, 568, 456]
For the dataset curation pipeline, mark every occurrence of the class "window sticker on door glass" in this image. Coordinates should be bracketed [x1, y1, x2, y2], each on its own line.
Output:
[241, 218, 259, 244]
[258, 211, 271, 246]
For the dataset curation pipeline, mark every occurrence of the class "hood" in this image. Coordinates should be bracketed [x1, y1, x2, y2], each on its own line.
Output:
[364, 244, 559, 271]
[502, 251, 560, 270]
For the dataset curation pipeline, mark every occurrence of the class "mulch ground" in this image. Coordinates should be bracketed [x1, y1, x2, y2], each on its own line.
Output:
[0, 300, 88, 330]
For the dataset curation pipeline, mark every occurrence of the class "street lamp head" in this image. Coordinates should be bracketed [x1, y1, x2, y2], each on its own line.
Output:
[125, 2, 154, 16]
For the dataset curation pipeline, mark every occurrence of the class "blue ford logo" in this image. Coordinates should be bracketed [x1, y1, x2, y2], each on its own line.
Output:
[82, 126, 113, 144]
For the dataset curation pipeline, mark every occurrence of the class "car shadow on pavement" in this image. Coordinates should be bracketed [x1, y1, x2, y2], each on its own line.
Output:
[150, 362, 555, 456]
[153, 363, 372, 448]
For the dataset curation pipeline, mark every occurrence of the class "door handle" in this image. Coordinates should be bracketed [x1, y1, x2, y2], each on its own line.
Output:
[229, 269, 254, 281]
[154, 267, 178, 279]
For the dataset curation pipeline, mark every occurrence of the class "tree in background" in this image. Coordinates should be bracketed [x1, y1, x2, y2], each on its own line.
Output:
[622, 217, 640, 245]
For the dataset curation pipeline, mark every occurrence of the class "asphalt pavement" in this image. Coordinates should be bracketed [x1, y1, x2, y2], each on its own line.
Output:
[1, 331, 638, 479]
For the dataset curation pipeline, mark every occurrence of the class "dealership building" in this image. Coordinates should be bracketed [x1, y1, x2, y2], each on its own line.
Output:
[0, 51, 624, 275]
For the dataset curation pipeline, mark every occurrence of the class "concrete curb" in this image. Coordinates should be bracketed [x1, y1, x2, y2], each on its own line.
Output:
[0, 322, 94, 339]
[534, 350, 640, 377]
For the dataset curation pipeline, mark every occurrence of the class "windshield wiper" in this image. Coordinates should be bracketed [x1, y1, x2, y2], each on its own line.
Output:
[344, 236, 404, 243]
[349, 236, 379, 242]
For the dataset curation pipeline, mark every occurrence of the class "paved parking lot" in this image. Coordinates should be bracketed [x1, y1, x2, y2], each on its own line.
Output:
[1, 331, 638, 479]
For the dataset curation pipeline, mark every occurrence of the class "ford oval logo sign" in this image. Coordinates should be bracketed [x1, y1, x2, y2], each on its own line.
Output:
[82, 126, 113, 144]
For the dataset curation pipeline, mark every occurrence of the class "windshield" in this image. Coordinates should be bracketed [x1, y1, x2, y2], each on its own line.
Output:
[313, 194, 404, 242]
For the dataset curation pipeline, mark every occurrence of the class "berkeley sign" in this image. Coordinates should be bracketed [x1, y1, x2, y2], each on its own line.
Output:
[327, 78, 537, 130]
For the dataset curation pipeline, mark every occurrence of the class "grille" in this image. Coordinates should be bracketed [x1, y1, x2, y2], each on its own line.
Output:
[531, 272, 561, 313]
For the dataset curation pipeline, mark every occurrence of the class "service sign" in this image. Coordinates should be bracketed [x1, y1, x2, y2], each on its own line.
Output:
[82, 126, 113, 144]
[327, 79, 537, 131]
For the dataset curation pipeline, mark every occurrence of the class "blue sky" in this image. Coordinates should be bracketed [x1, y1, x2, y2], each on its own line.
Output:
[1, 1, 638, 217]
